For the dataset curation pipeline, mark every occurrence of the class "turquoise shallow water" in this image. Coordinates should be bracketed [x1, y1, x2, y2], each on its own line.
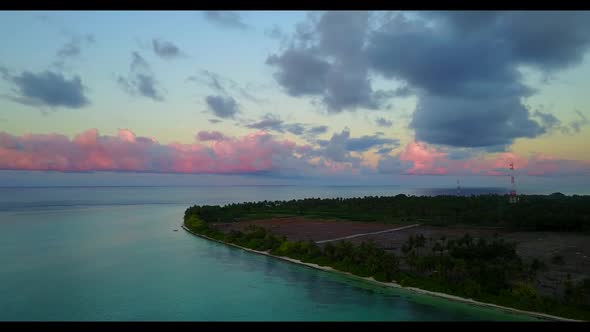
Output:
[0, 186, 542, 321]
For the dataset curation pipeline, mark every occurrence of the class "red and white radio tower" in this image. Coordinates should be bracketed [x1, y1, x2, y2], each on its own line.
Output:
[509, 162, 518, 204]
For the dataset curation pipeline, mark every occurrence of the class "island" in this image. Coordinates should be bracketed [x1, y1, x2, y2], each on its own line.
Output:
[183, 193, 590, 321]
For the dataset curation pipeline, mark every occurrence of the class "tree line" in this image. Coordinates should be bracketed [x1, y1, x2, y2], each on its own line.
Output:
[185, 193, 590, 232]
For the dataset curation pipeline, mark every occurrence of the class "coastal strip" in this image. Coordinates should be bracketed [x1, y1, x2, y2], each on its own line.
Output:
[181, 224, 581, 322]
[316, 224, 421, 244]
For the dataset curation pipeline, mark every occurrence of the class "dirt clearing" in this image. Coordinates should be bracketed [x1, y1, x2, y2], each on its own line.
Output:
[210, 216, 399, 242]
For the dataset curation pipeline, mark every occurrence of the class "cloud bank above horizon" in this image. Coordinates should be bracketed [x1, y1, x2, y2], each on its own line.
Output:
[1, 128, 588, 177]
[0, 11, 589, 183]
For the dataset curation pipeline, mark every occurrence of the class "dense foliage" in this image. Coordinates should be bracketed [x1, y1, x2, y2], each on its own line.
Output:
[185, 193, 590, 231]
[396, 233, 590, 320]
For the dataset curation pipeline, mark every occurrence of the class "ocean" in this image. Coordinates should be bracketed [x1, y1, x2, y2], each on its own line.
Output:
[0, 185, 541, 321]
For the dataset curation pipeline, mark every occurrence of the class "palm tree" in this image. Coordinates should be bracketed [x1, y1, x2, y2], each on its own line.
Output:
[433, 241, 444, 257]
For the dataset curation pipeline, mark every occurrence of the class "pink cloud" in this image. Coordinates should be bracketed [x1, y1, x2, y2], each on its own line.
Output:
[0, 129, 307, 174]
[1, 129, 588, 177]
[399, 141, 448, 175]
[394, 141, 590, 176]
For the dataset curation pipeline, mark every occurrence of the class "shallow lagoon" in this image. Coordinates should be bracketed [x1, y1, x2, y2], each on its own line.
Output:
[0, 186, 540, 321]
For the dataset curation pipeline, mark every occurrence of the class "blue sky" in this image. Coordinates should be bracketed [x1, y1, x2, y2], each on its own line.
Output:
[1, 11, 589, 188]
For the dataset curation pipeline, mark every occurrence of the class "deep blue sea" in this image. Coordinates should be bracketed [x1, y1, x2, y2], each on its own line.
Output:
[0, 186, 542, 321]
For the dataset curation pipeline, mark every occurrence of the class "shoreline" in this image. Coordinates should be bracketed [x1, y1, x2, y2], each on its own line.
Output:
[181, 225, 581, 322]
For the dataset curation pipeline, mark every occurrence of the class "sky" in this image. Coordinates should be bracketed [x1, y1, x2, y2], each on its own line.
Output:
[1, 11, 590, 189]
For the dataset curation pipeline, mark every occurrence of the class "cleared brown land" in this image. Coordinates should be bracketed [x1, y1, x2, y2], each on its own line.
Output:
[341, 225, 505, 252]
[503, 232, 590, 297]
[210, 216, 398, 242]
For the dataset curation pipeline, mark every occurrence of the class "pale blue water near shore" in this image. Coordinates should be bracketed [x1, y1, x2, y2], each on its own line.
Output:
[0, 186, 542, 321]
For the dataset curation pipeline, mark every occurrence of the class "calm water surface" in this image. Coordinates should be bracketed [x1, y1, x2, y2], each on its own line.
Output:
[0, 186, 541, 321]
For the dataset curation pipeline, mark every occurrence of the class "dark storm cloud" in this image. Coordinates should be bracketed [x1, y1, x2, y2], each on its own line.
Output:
[345, 134, 399, 152]
[377, 155, 413, 174]
[187, 70, 230, 95]
[495, 12, 590, 70]
[410, 94, 544, 148]
[530, 109, 588, 135]
[422, 11, 590, 70]
[533, 110, 562, 132]
[2, 70, 89, 109]
[316, 139, 329, 147]
[319, 129, 361, 164]
[441, 145, 499, 161]
[203, 11, 249, 30]
[392, 86, 413, 97]
[246, 114, 284, 131]
[285, 123, 306, 135]
[299, 125, 330, 143]
[117, 52, 164, 101]
[308, 125, 328, 135]
[570, 111, 589, 134]
[197, 130, 227, 141]
[134, 75, 161, 101]
[316, 129, 399, 153]
[422, 11, 502, 33]
[37, 14, 95, 63]
[376, 147, 394, 155]
[314, 129, 401, 168]
[52, 34, 95, 70]
[152, 39, 182, 59]
[188, 70, 264, 105]
[266, 11, 390, 112]
[375, 117, 393, 128]
[366, 16, 530, 99]
[266, 49, 331, 96]
[57, 34, 94, 59]
[205, 95, 239, 119]
[364, 11, 590, 148]
[271, 11, 590, 149]
[244, 114, 326, 138]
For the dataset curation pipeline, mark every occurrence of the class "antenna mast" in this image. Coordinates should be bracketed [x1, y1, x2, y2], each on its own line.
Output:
[457, 179, 462, 197]
[509, 162, 518, 204]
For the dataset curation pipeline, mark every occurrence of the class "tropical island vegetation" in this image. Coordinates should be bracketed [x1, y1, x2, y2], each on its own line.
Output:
[184, 194, 590, 320]
[185, 193, 590, 231]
